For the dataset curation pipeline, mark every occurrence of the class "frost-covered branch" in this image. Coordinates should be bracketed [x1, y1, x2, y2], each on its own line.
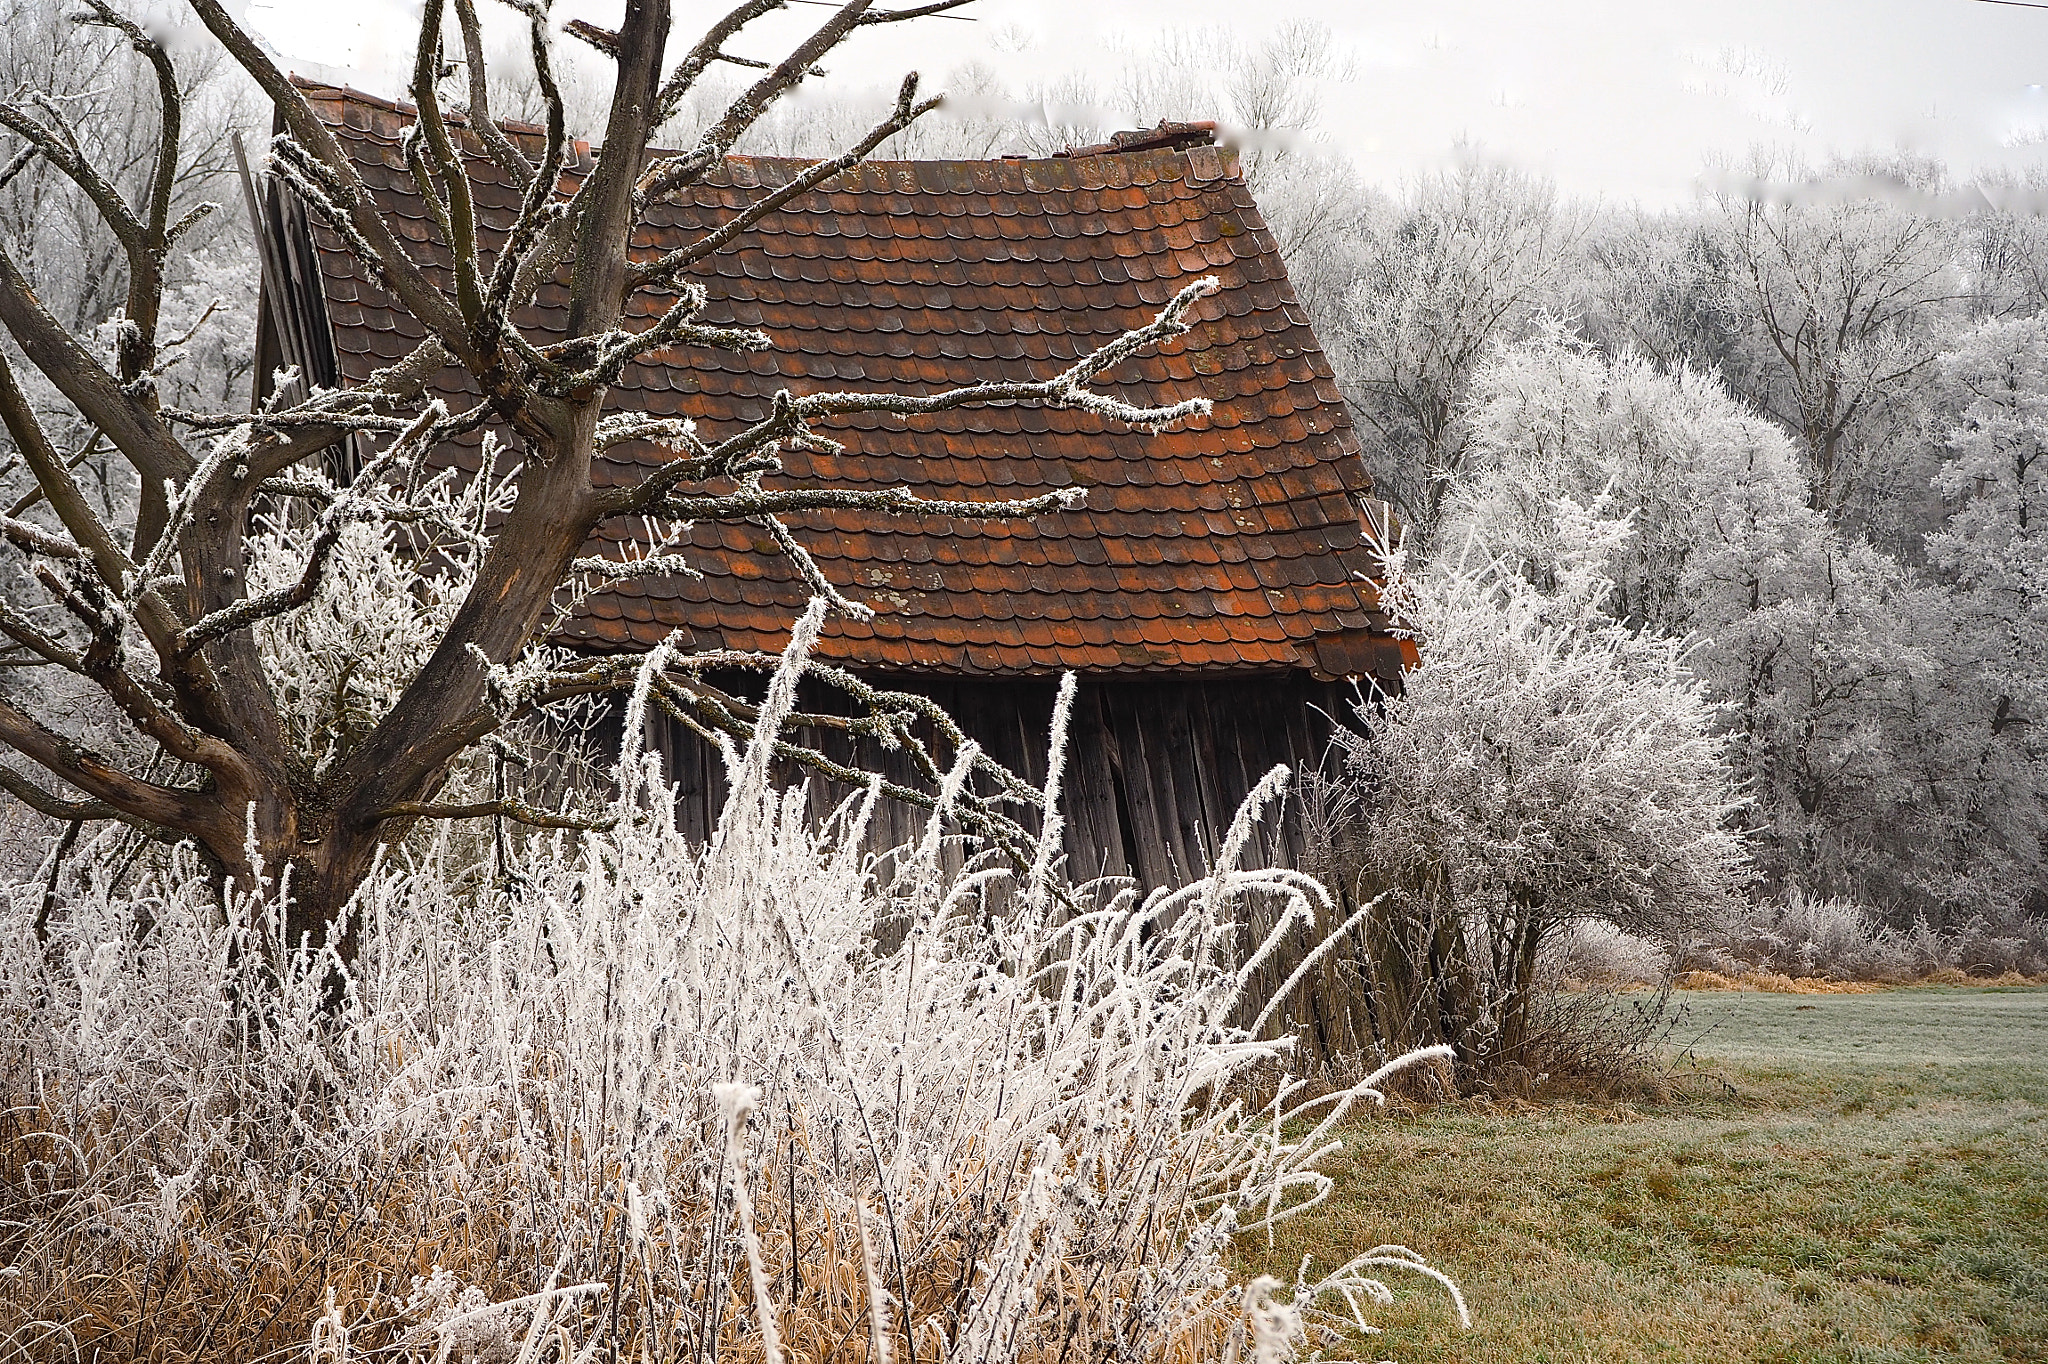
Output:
[375, 797, 616, 832]
[178, 406, 443, 654]
[605, 279, 1217, 518]
[632, 71, 939, 287]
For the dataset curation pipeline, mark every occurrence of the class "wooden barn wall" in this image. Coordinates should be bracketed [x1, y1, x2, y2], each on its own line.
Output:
[654, 671, 1358, 886]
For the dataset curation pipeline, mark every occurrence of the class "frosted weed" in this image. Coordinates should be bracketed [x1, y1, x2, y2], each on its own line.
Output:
[1, 603, 1463, 1362]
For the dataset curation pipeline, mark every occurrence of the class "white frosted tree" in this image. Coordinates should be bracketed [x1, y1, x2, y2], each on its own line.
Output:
[1343, 506, 1747, 1070]
[1441, 326, 2048, 915]
[1707, 152, 1958, 537]
[1930, 314, 2048, 734]
[1445, 320, 1806, 633]
[1330, 164, 1587, 545]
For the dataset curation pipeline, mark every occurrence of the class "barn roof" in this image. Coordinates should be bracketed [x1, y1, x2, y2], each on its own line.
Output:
[283, 81, 1408, 680]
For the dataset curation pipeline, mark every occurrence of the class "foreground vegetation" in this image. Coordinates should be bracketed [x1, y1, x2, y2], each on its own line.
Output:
[1251, 986, 2048, 1363]
[1, 625, 1472, 1364]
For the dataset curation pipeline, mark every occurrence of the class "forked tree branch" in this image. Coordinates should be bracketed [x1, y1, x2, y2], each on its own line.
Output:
[602, 277, 1219, 518]
[0, 246, 194, 489]
[188, 0, 478, 358]
[639, 0, 882, 205]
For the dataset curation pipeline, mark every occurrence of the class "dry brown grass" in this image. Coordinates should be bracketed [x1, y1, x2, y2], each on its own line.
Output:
[1673, 966, 2048, 994]
[1672, 968, 1891, 993]
[1, 1105, 550, 1364]
[1, 1096, 1278, 1364]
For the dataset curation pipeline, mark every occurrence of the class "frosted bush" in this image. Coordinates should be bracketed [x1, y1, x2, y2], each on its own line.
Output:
[1684, 891, 2048, 981]
[1543, 921, 1672, 986]
[0, 603, 1462, 1363]
[246, 445, 514, 775]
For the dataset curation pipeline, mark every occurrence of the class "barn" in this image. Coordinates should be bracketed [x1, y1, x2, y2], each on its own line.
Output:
[252, 82, 1411, 887]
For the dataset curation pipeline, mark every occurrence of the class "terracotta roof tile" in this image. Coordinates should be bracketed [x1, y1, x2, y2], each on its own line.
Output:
[290, 80, 1400, 677]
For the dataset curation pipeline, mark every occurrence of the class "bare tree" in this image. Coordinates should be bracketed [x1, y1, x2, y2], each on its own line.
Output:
[0, 0, 1221, 959]
[1332, 162, 1585, 546]
[1707, 152, 1957, 529]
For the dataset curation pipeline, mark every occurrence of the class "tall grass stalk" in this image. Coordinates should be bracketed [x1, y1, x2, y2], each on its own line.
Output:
[1, 604, 1459, 1363]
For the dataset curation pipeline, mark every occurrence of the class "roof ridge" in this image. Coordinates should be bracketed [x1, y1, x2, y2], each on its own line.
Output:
[1053, 121, 1219, 159]
[289, 76, 1231, 173]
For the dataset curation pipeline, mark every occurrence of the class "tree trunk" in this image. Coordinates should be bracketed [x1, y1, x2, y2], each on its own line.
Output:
[282, 828, 388, 965]
[1495, 906, 1547, 1066]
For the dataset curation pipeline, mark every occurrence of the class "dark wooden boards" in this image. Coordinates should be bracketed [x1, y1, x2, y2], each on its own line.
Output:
[651, 670, 1356, 887]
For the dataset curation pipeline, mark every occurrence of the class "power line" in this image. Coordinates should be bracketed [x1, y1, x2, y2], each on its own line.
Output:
[1965, 0, 2048, 11]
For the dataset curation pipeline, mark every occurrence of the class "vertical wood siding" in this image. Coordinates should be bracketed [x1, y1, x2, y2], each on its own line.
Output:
[653, 670, 1379, 1068]
[655, 671, 1358, 885]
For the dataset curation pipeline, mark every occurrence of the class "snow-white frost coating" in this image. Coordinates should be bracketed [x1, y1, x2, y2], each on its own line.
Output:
[1, 601, 1463, 1363]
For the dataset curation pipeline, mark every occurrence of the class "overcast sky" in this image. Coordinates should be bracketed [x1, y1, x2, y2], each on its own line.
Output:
[247, 0, 2048, 205]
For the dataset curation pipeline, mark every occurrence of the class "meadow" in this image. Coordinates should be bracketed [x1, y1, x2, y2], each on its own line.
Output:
[1252, 986, 2048, 1363]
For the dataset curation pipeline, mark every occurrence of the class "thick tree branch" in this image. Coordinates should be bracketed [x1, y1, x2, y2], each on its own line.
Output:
[652, 0, 788, 126]
[187, 0, 476, 359]
[0, 96, 142, 256]
[0, 763, 120, 824]
[406, 0, 487, 329]
[75, 0, 181, 248]
[0, 351, 136, 589]
[0, 595, 85, 672]
[451, 0, 534, 190]
[0, 695, 211, 831]
[178, 406, 441, 653]
[374, 798, 616, 832]
[0, 512, 82, 562]
[565, 0, 672, 341]
[0, 244, 194, 488]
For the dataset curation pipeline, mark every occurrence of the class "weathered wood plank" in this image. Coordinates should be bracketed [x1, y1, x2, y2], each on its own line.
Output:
[1059, 682, 1131, 883]
[651, 671, 1354, 890]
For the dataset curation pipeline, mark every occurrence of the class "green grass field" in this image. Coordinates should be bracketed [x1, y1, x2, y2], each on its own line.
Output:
[1249, 986, 2048, 1363]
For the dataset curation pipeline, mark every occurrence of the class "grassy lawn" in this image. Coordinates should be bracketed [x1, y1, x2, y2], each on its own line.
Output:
[1247, 986, 2048, 1363]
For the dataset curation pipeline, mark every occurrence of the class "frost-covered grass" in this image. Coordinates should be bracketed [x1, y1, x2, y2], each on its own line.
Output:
[0, 613, 1461, 1364]
[1244, 985, 2048, 1364]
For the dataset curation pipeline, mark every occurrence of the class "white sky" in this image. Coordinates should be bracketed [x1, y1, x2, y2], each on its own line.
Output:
[246, 0, 2048, 205]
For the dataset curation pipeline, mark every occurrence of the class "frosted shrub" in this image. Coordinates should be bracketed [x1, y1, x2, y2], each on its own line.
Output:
[1305, 505, 1747, 1089]
[0, 605, 1462, 1363]
[1543, 921, 1673, 986]
[1684, 892, 2048, 981]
